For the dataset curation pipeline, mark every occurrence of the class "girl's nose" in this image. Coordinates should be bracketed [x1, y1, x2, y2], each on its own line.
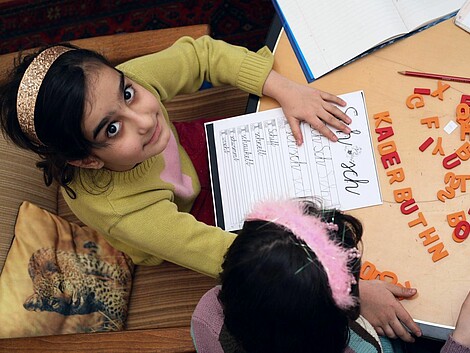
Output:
[128, 109, 153, 134]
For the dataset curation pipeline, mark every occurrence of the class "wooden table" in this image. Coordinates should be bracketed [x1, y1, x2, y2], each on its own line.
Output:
[253, 18, 470, 339]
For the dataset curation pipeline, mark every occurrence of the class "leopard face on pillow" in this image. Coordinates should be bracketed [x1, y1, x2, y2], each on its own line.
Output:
[0, 201, 134, 338]
[24, 246, 131, 330]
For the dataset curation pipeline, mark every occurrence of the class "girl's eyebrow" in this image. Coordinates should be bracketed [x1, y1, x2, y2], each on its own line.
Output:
[92, 72, 125, 140]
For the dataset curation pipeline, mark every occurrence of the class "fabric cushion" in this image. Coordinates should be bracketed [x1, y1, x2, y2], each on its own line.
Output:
[0, 201, 133, 338]
[0, 134, 57, 272]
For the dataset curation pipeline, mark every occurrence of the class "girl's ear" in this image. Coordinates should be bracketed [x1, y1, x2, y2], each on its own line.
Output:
[68, 156, 104, 169]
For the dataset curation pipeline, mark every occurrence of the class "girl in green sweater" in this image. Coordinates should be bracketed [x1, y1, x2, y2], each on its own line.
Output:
[0, 35, 420, 342]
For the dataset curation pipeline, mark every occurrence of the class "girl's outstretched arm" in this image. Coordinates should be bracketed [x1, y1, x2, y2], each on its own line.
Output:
[262, 70, 352, 144]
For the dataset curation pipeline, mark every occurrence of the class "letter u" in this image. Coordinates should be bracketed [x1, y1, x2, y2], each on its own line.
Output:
[400, 198, 419, 215]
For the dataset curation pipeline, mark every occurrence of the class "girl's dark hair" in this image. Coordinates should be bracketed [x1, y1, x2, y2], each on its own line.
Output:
[218, 200, 363, 353]
[0, 43, 112, 197]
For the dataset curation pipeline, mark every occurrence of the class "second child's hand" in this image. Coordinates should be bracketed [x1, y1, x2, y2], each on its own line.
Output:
[359, 280, 422, 343]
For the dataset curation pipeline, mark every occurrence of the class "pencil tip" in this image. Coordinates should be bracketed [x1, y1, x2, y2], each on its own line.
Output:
[397, 71, 405, 74]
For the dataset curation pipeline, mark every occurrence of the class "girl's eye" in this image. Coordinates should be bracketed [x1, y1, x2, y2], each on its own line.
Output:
[106, 122, 121, 138]
[124, 85, 135, 103]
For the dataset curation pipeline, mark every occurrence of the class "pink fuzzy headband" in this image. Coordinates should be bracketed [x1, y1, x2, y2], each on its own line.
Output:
[246, 200, 360, 309]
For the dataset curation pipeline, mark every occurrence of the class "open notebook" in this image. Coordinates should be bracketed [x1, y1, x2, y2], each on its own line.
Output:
[273, 0, 465, 82]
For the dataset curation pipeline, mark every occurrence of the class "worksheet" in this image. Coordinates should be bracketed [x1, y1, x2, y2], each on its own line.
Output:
[205, 90, 382, 231]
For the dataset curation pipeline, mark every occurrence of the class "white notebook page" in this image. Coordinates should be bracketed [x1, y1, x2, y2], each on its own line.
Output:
[276, 0, 464, 79]
[277, 0, 407, 79]
[394, 0, 465, 30]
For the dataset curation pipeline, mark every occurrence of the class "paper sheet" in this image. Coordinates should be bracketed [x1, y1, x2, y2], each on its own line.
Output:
[273, 0, 465, 80]
[206, 90, 382, 231]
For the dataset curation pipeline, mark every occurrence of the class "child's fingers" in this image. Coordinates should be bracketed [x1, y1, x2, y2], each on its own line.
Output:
[386, 283, 418, 299]
[287, 118, 303, 146]
[311, 122, 338, 142]
[317, 110, 351, 135]
[326, 105, 353, 125]
[390, 319, 415, 343]
[375, 327, 385, 337]
[287, 115, 339, 144]
[319, 91, 346, 107]
[381, 324, 398, 340]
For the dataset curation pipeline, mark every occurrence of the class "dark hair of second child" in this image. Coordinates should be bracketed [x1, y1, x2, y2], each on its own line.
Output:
[218, 201, 363, 353]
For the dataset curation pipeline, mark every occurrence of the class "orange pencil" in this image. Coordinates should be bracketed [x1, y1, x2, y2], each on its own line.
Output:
[398, 70, 470, 84]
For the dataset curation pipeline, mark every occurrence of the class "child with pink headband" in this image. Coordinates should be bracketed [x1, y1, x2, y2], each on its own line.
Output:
[191, 199, 470, 353]
[1, 37, 420, 341]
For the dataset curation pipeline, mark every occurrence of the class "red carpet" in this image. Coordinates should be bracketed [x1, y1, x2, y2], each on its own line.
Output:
[0, 0, 275, 54]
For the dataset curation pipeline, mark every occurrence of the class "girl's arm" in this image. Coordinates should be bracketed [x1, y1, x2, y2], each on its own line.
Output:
[262, 70, 352, 144]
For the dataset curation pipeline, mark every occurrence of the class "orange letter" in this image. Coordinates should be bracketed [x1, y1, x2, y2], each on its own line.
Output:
[419, 227, 439, 246]
[432, 137, 445, 156]
[428, 242, 449, 262]
[456, 103, 470, 121]
[377, 141, 397, 155]
[360, 261, 377, 280]
[420, 116, 440, 128]
[406, 94, 425, 109]
[431, 80, 450, 100]
[408, 212, 428, 228]
[373, 111, 392, 128]
[456, 142, 470, 161]
[386, 167, 405, 184]
[394, 187, 413, 203]
[379, 271, 398, 284]
[447, 211, 467, 227]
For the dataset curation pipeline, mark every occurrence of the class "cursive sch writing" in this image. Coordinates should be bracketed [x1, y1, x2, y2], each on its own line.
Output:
[336, 129, 361, 146]
[340, 161, 369, 195]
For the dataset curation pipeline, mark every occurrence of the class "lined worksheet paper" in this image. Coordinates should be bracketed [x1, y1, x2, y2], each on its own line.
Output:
[206, 91, 382, 231]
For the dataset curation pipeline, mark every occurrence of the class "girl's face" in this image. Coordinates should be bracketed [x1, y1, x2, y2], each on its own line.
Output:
[76, 64, 170, 171]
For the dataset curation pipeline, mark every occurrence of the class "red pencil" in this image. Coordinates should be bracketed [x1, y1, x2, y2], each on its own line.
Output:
[398, 70, 470, 84]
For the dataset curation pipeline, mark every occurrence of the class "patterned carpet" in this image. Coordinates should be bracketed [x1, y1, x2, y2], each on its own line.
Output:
[0, 0, 275, 54]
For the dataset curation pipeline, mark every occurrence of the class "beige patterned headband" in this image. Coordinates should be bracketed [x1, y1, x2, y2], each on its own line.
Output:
[16, 46, 74, 145]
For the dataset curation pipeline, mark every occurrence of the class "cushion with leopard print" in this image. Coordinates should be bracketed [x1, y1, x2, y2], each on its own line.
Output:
[0, 201, 134, 338]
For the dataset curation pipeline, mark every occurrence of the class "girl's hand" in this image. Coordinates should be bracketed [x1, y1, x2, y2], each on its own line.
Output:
[262, 70, 352, 145]
[359, 279, 422, 343]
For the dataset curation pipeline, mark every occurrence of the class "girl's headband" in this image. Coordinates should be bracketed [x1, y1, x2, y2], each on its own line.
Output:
[246, 200, 360, 309]
[16, 46, 74, 145]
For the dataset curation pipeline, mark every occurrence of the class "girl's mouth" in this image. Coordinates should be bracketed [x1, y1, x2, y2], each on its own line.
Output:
[146, 120, 161, 147]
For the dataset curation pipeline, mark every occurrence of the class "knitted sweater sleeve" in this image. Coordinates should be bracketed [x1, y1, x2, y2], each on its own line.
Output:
[191, 286, 226, 353]
[102, 196, 236, 278]
[116, 35, 274, 101]
[63, 170, 236, 278]
[441, 336, 470, 353]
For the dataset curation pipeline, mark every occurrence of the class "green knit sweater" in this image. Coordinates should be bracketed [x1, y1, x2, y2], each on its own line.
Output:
[63, 36, 274, 277]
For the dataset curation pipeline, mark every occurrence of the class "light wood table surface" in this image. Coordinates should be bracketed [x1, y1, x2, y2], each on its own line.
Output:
[256, 18, 470, 339]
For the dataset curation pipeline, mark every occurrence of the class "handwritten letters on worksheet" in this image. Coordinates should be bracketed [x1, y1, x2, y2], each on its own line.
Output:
[206, 91, 382, 231]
